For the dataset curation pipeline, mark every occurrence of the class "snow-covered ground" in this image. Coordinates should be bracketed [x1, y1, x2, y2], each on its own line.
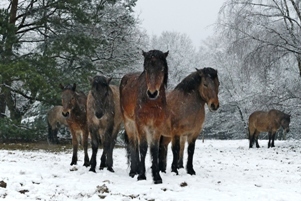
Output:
[0, 140, 300, 201]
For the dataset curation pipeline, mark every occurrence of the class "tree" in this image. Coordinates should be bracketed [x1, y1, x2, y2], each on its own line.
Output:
[147, 31, 199, 88]
[0, 0, 141, 140]
[218, 0, 301, 76]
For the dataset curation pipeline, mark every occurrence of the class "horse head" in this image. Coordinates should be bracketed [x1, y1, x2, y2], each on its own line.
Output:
[60, 83, 77, 117]
[196, 67, 220, 111]
[88, 75, 112, 118]
[281, 113, 291, 133]
[142, 50, 169, 100]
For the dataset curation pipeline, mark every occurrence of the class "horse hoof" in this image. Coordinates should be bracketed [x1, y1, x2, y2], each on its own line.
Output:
[137, 174, 146, 181]
[171, 169, 179, 175]
[89, 168, 96, 173]
[107, 167, 115, 172]
[70, 161, 77, 166]
[83, 162, 90, 167]
[99, 166, 105, 170]
[154, 179, 163, 184]
[187, 169, 196, 175]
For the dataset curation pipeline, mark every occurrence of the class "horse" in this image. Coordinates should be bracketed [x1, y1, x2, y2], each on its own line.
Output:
[159, 67, 220, 175]
[46, 105, 68, 144]
[248, 109, 290, 148]
[120, 50, 171, 184]
[86, 75, 123, 173]
[60, 83, 90, 167]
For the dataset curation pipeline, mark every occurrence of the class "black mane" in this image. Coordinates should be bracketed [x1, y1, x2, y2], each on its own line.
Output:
[175, 67, 217, 93]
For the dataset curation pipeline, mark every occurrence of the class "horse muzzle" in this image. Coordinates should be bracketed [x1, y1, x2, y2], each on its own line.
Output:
[62, 111, 70, 117]
[147, 89, 159, 100]
[209, 103, 219, 111]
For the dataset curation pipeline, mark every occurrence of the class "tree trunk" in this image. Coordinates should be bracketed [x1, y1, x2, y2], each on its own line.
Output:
[297, 54, 301, 77]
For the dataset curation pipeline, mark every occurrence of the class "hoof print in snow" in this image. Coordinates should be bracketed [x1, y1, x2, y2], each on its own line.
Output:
[19, 189, 29, 194]
[0, 181, 7, 188]
[70, 166, 78, 171]
[255, 184, 262, 187]
[96, 184, 110, 194]
[217, 181, 221, 184]
[180, 182, 188, 187]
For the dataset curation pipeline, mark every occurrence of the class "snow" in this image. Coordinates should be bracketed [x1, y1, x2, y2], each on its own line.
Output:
[1, 140, 301, 201]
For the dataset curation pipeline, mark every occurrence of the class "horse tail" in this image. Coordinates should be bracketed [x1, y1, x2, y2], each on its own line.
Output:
[123, 130, 131, 165]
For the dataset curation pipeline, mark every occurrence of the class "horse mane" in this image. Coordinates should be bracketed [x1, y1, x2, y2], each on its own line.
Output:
[143, 50, 169, 87]
[175, 67, 217, 93]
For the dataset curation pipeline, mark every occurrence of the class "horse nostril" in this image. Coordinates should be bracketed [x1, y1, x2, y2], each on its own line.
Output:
[211, 104, 219, 111]
[147, 90, 159, 99]
[62, 112, 69, 117]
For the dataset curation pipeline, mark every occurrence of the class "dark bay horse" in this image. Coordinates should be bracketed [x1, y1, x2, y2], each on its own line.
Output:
[159, 68, 220, 175]
[47, 105, 68, 144]
[87, 75, 123, 173]
[60, 83, 90, 166]
[248, 109, 290, 148]
[120, 50, 171, 184]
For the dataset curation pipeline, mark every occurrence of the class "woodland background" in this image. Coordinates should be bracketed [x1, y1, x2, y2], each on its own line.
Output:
[0, 0, 301, 142]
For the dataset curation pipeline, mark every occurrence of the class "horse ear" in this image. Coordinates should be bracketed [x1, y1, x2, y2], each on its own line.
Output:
[142, 50, 146, 57]
[164, 51, 169, 58]
[107, 77, 112, 84]
[72, 83, 76, 91]
[59, 83, 64, 90]
[195, 68, 204, 76]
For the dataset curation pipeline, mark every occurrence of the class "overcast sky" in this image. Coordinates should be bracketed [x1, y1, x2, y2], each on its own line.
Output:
[134, 0, 226, 47]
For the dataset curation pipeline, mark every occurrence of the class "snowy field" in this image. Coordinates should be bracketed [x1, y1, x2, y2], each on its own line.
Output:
[0, 139, 301, 201]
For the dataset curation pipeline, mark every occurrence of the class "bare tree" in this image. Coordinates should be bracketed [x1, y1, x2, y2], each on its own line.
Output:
[148, 31, 198, 88]
[218, 0, 301, 76]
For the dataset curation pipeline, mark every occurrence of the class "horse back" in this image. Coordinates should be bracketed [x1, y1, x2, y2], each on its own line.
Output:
[47, 106, 68, 128]
[249, 110, 280, 132]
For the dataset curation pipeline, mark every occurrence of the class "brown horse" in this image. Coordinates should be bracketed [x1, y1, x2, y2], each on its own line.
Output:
[159, 68, 220, 175]
[120, 50, 171, 184]
[60, 83, 90, 167]
[87, 75, 123, 173]
[47, 105, 68, 144]
[248, 109, 290, 148]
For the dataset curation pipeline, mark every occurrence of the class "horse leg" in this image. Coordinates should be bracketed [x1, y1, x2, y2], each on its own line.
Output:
[137, 138, 148, 181]
[268, 131, 272, 148]
[249, 127, 255, 148]
[150, 135, 162, 184]
[124, 129, 139, 177]
[159, 136, 171, 173]
[271, 132, 276, 147]
[99, 135, 107, 170]
[53, 127, 59, 144]
[70, 128, 78, 165]
[186, 136, 197, 175]
[178, 136, 186, 169]
[171, 136, 180, 175]
[255, 131, 260, 148]
[48, 124, 54, 144]
[104, 126, 115, 172]
[82, 128, 90, 167]
[89, 131, 99, 172]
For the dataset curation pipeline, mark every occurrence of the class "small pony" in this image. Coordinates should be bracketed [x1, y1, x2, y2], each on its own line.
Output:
[248, 109, 290, 148]
[60, 83, 90, 166]
[46, 105, 68, 144]
[159, 67, 220, 175]
[120, 50, 171, 184]
[87, 75, 123, 173]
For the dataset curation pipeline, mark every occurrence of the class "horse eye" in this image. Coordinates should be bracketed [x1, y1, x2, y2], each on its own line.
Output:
[204, 83, 208, 87]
